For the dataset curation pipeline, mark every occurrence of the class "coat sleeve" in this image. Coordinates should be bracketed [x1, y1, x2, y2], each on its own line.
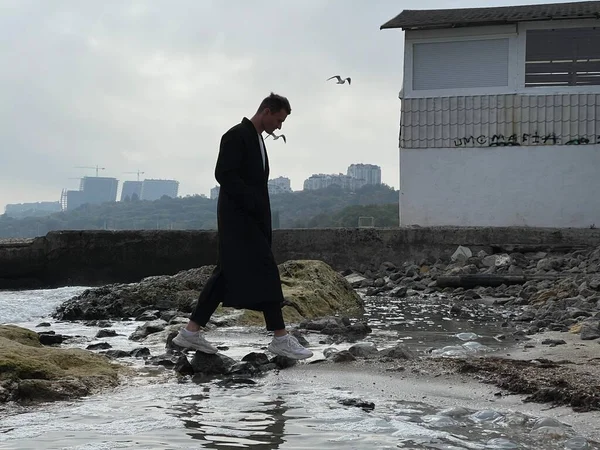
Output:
[215, 129, 256, 212]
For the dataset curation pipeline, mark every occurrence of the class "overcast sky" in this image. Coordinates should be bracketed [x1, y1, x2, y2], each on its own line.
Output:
[0, 0, 551, 211]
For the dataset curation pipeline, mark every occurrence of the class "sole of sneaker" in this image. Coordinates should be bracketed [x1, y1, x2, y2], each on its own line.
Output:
[267, 345, 313, 360]
[173, 335, 218, 354]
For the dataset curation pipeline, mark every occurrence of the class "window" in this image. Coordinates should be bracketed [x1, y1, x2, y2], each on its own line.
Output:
[412, 38, 509, 90]
[525, 27, 600, 87]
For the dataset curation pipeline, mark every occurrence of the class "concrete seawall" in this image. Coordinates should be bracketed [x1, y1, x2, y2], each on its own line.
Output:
[2, 227, 600, 290]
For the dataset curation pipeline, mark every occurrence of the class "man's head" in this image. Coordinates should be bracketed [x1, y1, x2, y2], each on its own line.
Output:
[254, 93, 291, 134]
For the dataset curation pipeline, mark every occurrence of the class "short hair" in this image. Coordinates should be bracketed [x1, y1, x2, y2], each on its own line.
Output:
[257, 92, 291, 115]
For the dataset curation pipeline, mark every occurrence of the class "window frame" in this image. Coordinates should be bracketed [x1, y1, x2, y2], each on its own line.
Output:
[403, 19, 600, 99]
[516, 19, 600, 94]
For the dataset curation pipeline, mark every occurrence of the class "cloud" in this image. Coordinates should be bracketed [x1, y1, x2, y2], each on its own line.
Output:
[0, 0, 551, 209]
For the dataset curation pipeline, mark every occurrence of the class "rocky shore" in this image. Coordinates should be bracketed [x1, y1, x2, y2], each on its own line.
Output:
[4, 247, 600, 414]
[0, 325, 123, 404]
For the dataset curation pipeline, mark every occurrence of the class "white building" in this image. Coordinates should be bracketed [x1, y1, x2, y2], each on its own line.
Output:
[381, 1, 600, 227]
[303, 173, 366, 191]
[210, 185, 220, 200]
[268, 176, 293, 195]
[347, 163, 382, 185]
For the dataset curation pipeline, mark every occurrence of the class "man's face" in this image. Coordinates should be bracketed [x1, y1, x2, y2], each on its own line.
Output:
[263, 108, 288, 134]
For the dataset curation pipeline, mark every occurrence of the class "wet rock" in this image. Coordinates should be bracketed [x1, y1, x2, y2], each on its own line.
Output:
[348, 342, 379, 358]
[136, 310, 160, 321]
[96, 329, 118, 338]
[228, 362, 261, 376]
[53, 266, 216, 321]
[85, 320, 113, 328]
[580, 320, 600, 340]
[389, 286, 408, 298]
[270, 355, 297, 369]
[298, 316, 370, 342]
[103, 350, 130, 359]
[217, 377, 257, 387]
[537, 257, 564, 272]
[146, 353, 182, 368]
[173, 355, 194, 376]
[331, 350, 356, 363]
[379, 344, 416, 360]
[36, 322, 51, 327]
[129, 319, 168, 341]
[345, 273, 367, 288]
[241, 352, 270, 366]
[130, 347, 151, 358]
[0, 325, 120, 405]
[38, 332, 65, 346]
[300, 316, 350, 332]
[323, 347, 338, 359]
[290, 330, 310, 347]
[86, 342, 112, 350]
[190, 352, 237, 375]
[541, 339, 566, 346]
[339, 398, 375, 411]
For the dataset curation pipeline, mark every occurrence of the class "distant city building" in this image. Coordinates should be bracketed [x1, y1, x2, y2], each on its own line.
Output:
[120, 181, 143, 201]
[60, 189, 86, 211]
[303, 173, 366, 191]
[210, 186, 220, 200]
[80, 176, 119, 204]
[140, 179, 179, 201]
[347, 163, 382, 185]
[60, 176, 118, 211]
[4, 201, 61, 218]
[268, 176, 292, 195]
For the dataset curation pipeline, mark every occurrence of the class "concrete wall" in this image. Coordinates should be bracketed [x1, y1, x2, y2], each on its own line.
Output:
[2, 227, 600, 289]
[400, 145, 600, 227]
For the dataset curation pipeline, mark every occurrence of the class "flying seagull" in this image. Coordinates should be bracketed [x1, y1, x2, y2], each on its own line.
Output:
[327, 75, 351, 85]
[267, 133, 286, 143]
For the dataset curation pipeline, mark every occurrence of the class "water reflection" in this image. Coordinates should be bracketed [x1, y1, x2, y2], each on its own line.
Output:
[363, 294, 518, 352]
[171, 384, 288, 449]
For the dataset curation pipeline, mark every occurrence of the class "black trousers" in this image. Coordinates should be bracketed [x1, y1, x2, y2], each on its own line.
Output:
[189, 264, 285, 331]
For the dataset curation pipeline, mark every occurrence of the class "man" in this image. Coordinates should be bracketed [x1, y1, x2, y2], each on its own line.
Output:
[173, 93, 313, 360]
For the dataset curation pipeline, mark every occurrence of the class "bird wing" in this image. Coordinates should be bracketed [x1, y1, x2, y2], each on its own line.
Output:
[327, 75, 341, 81]
[347, 77, 351, 85]
[282, 135, 287, 143]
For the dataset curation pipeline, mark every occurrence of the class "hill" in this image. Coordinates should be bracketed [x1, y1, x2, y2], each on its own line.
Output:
[0, 184, 399, 238]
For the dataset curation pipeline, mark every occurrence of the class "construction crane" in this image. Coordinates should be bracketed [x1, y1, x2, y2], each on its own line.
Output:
[124, 170, 145, 181]
[75, 165, 106, 177]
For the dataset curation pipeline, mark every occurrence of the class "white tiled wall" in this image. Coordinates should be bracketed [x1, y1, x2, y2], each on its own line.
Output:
[400, 93, 600, 149]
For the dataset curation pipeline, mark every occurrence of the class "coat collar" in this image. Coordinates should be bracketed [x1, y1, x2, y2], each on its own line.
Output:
[241, 117, 270, 178]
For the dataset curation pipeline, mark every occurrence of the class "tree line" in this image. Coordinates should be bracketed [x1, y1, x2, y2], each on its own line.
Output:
[0, 184, 399, 238]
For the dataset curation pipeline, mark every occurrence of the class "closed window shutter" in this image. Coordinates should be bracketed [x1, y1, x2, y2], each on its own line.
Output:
[413, 39, 509, 90]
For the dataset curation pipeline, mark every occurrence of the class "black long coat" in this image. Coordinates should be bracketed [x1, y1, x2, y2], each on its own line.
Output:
[210, 117, 285, 309]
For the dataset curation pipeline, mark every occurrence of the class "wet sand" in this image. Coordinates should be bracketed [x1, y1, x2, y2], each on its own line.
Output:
[279, 341, 600, 443]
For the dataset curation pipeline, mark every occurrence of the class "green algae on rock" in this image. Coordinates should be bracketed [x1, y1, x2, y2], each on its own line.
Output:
[0, 325, 122, 404]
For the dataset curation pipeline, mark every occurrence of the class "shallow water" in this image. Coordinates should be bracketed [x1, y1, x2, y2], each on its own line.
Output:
[1, 288, 598, 449]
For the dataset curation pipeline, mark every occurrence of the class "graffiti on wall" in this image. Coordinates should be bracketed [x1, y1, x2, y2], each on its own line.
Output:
[453, 133, 600, 147]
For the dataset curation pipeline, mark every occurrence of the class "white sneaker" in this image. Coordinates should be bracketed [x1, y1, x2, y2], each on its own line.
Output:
[172, 329, 218, 354]
[268, 334, 313, 360]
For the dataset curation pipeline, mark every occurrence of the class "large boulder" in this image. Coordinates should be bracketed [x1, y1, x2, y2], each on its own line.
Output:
[53, 260, 364, 326]
[0, 325, 121, 404]
[53, 266, 216, 320]
[232, 260, 365, 326]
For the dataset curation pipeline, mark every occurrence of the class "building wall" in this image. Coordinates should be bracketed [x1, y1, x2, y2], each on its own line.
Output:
[399, 93, 600, 227]
[401, 94, 599, 149]
[398, 19, 600, 227]
[400, 144, 600, 227]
